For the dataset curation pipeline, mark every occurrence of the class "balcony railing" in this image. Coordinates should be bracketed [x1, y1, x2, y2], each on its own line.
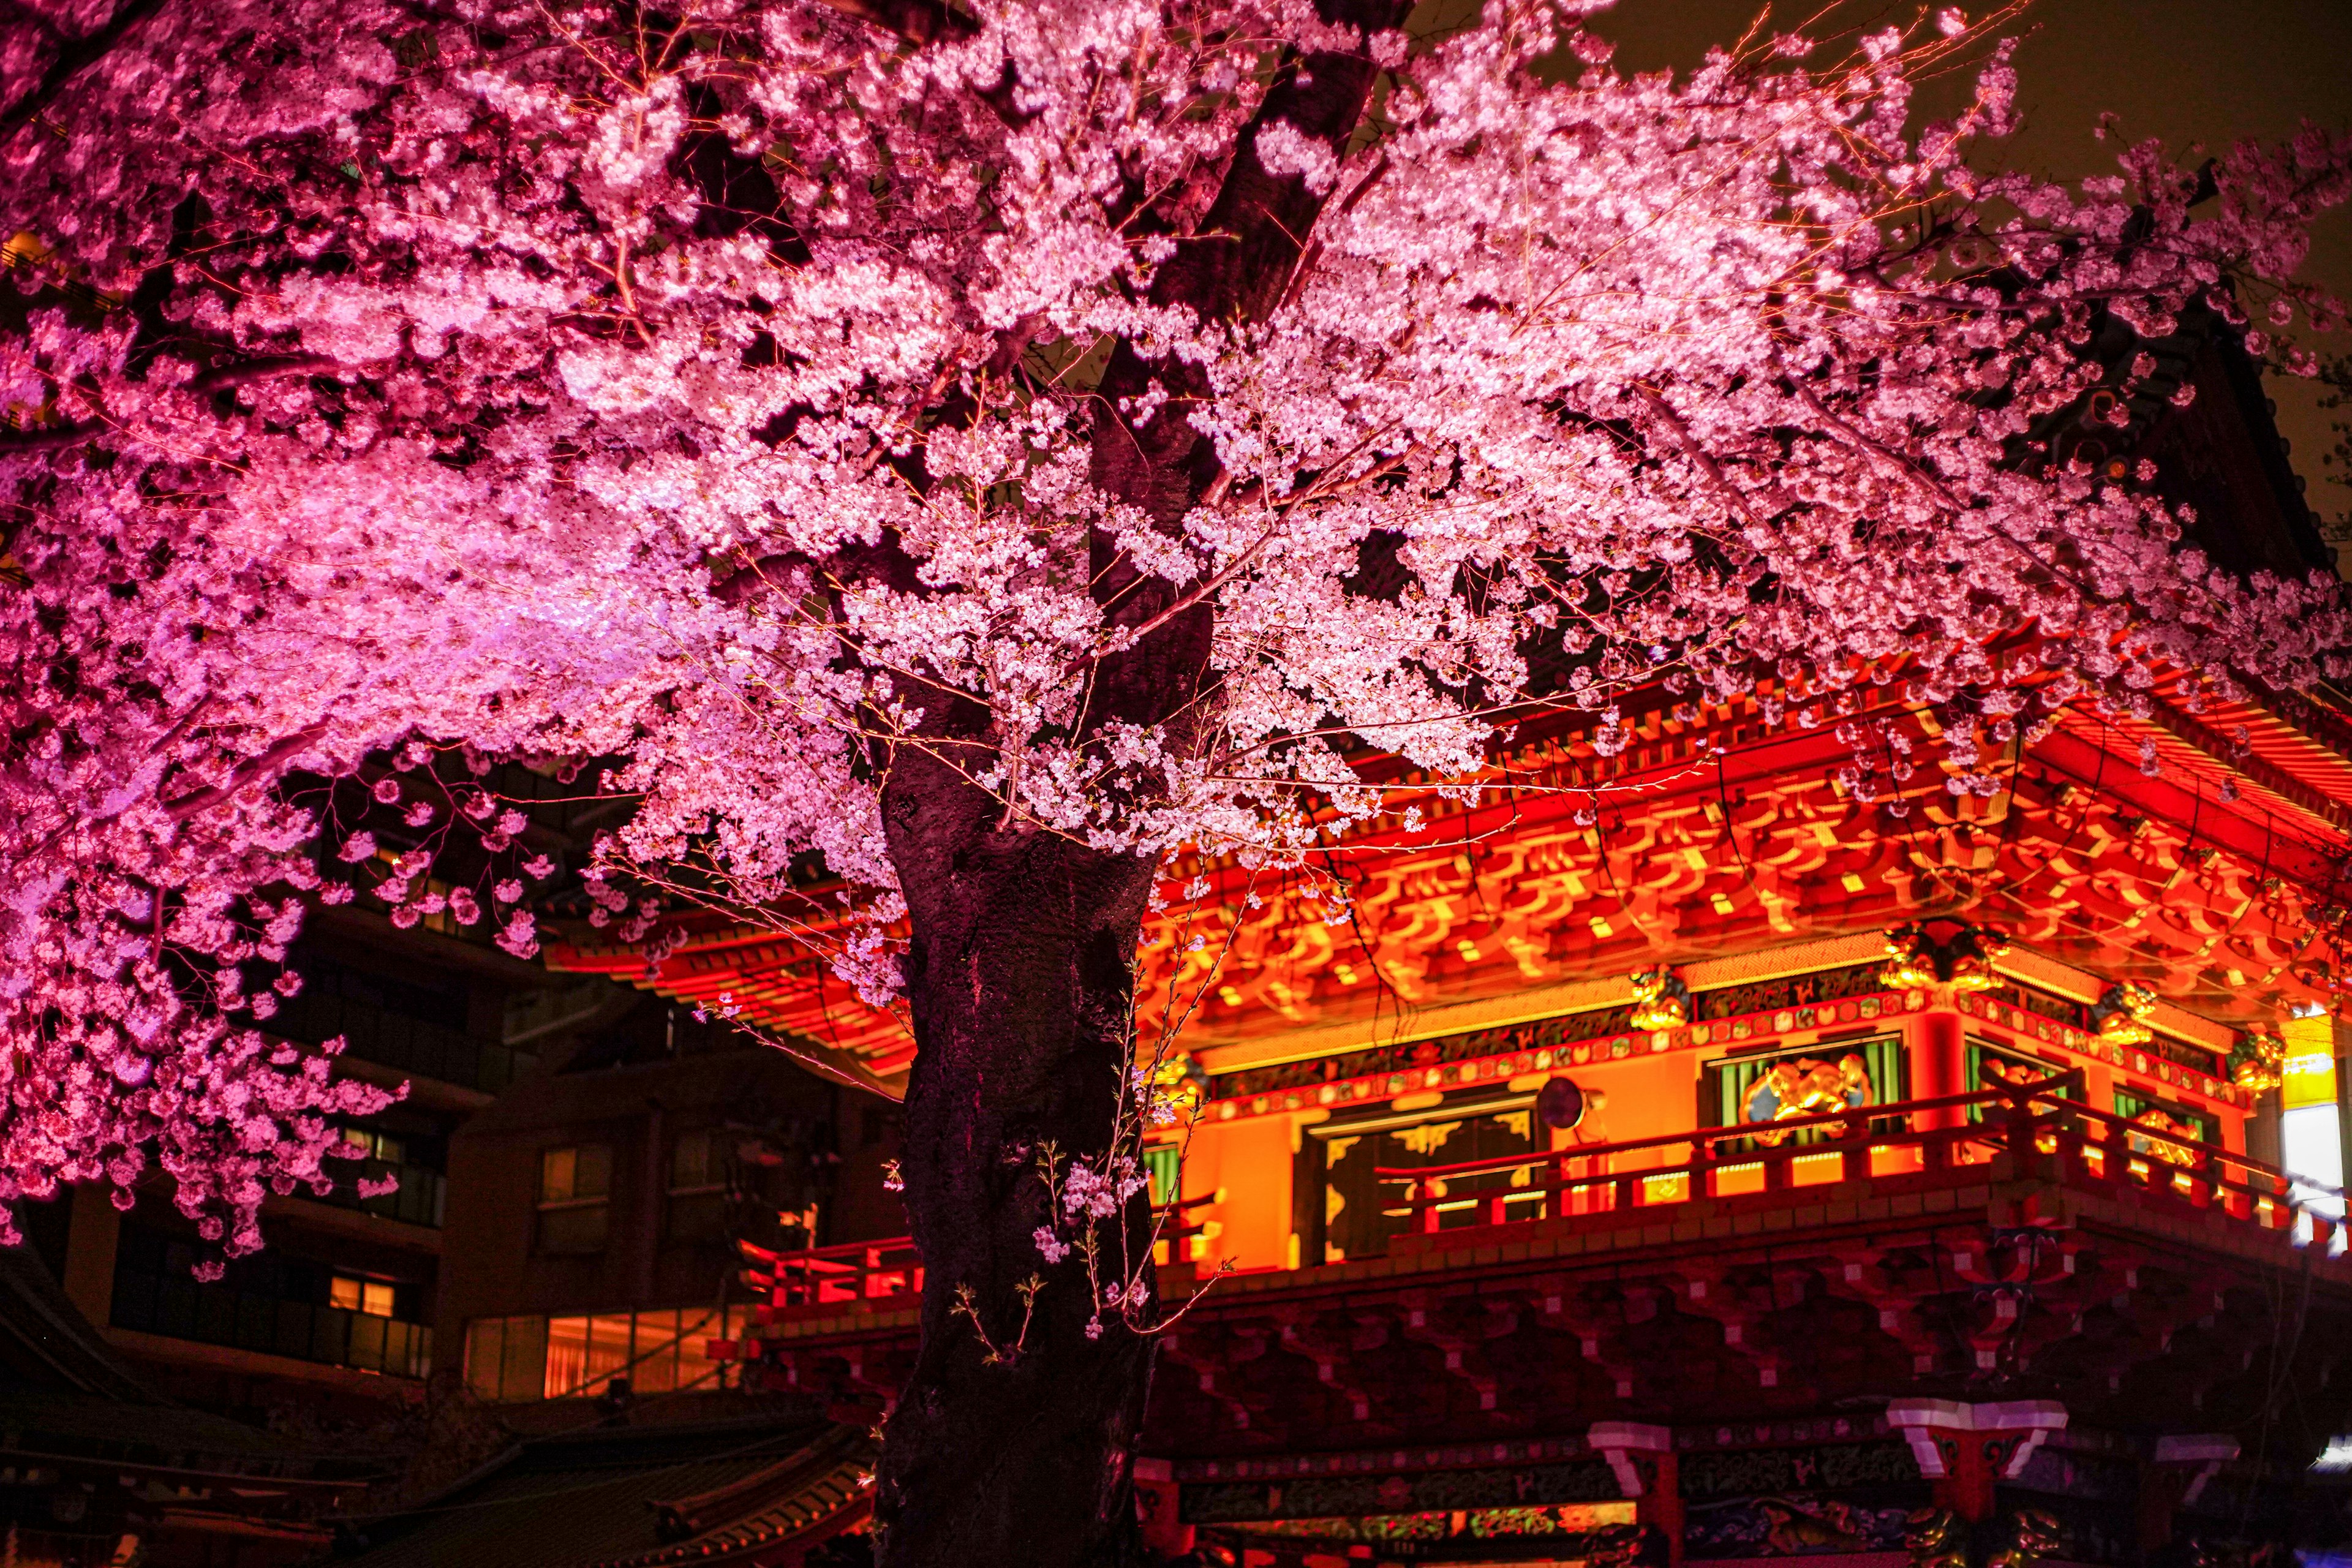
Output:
[111, 1267, 434, 1379]
[271, 990, 537, 1095]
[1376, 1070, 2339, 1242]
[303, 1158, 447, 1229]
[706, 1080, 2339, 1359]
[722, 1196, 1217, 1327]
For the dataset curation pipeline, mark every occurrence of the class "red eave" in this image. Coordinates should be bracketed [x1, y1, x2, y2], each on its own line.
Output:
[546, 677, 2352, 1070]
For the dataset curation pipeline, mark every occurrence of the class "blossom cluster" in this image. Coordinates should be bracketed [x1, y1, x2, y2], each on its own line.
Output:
[4, 0, 2348, 1251]
[1030, 1145, 1156, 1341]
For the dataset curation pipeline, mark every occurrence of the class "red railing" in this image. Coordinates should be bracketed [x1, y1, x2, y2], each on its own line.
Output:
[706, 1080, 2340, 1363]
[737, 1235, 926, 1311]
[1376, 1071, 2345, 1242]
[731, 1193, 1219, 1318]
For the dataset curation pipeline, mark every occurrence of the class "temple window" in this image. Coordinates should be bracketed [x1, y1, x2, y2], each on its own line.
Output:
[1313, 1092, 1542, 1264]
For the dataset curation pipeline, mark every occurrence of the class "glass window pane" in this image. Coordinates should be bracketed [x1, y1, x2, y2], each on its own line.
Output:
[540, 1147, 576, 1204]
[314, 1308, 350, 1366]
[1143, 1145, 1180, 1207]
[545, 1316, 588, 1398]
[575, 1144, 612, 1200]
[465, 1319, 505, 1400]
[633, 1309, 680, 1393]
[586, 1313, 633, 1393]
[330, 1276, 363, 1312]
[361, 1281, 396, 1318]
[500, 1316, 547, 1403]
[349, 1312, 387, 1373]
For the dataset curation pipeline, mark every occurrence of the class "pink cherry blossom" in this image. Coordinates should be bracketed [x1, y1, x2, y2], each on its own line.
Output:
[1, 0, 2347, 1285]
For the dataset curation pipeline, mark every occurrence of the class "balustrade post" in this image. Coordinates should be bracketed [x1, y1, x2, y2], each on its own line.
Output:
[2003, 1091, 2038, 1160]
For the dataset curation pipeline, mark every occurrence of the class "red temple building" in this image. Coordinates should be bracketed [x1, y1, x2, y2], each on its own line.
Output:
[526, 318, 2352, 1568]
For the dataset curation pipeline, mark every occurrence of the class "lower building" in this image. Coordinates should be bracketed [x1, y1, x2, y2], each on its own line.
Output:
[0, 1240, 377, 1568]
[31, 902, 560, 1446]
[721, 941, 2352, 1566]
[431, 984, 896, 1433]
[333, 1417, 874, 1568]
[304, 981, 899, 1568]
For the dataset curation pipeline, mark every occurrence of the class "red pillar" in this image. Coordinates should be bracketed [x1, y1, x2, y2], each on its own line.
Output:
[1643, 1447, 1684, 1568]
[1937, 1429, 1999, 1523]
[1133, 1458, 1192, 1558]
[1892, 1402, 2064, 1524]
[1916, 1005, 1966, 1133]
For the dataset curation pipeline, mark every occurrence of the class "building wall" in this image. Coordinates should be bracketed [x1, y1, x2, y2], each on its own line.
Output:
[25, 907, 571, 1432]
[437, 1025, 892, 1396]
[1175, 978, 2257, 1282]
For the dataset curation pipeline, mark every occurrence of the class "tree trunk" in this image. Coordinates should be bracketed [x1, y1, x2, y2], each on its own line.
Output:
[870, 750, 1165, 1567]
[869, 8, 1406, 1562]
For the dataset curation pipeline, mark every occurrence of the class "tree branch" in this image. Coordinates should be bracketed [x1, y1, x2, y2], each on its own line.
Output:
[186, 353, 350, 396]
[0, 421, 106, 456]
[0, 0, 170, 141]
[812, 0, 975, 46]
[162, 726, 331, 821]
[1636, 386, 1762, 529]
[0, 356, 357, 457]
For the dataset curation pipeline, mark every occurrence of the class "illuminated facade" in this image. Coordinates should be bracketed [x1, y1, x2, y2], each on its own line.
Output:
[539, 334, 2352, 1564]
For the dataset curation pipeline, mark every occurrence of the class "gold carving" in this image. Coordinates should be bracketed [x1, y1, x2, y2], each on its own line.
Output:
[1759, 1499, 1871, 1554]
[1630, 967, 1689, 1030]
[2125, 1106, 2201, 1167]
[1395, 1120, 1463, 1156]
[1904, 1509, 1967, 1568]
[1980, 1054, 2050, 1090]
[2230, 1031, 2285, 1093]
[1881, 922, 2010, 992]
[1584, 1523, 1650, 1568]
[1987, 1509, 2065, 1568]
[1743, 1054, 1872, 1144]
[1151, 1050, 1208, 1110]
[2092, 981, 2158, 1046]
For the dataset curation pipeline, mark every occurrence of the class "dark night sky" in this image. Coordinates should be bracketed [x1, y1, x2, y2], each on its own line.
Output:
[1574, 0, 2352, 550]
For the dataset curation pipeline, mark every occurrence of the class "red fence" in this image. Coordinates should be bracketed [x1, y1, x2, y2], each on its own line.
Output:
[707, 1076, 2340, 1364]
[723, 1193, 1219, 1327]
[1375, 1070, 2340, 1239]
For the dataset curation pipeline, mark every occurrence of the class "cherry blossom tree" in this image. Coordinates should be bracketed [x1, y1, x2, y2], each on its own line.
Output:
[5, 0, 2351, 1560]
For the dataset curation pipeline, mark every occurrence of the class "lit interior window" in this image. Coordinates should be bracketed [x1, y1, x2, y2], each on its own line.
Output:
[331, 1276, 396, 1316]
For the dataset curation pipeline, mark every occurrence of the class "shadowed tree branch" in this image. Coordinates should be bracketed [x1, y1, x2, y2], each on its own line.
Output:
[0, 0, 170, 141]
